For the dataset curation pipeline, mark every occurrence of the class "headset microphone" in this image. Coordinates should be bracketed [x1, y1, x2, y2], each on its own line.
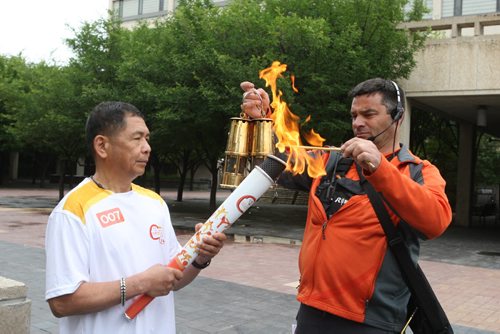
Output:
[367, 118, 397, 142]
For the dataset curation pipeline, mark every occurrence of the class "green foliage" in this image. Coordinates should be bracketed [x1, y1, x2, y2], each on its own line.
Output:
[66, 17, 128, 104]
[475, 134, 500, 185]
[406, 0, 431, 21]
[218, 0, 429, 144]
[0, 55, 32, 151]
[7, 63, 87, 159]
[410, 108, 459, 206]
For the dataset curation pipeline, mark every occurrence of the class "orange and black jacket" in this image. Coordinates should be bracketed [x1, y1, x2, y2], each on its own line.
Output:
[278, 145, 452, 332]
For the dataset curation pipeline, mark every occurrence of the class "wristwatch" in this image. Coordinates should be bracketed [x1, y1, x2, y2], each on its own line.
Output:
[191, 259, 211, 269]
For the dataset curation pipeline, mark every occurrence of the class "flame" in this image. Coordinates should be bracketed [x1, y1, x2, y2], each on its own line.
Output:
[259, 61, 326, 177]
[291, 74, 299, 93]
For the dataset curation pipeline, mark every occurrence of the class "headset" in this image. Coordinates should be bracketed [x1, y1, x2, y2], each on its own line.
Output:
[390, 80, 404, 121]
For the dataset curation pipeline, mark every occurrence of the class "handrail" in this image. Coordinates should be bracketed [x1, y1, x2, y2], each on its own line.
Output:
[398, 12, 500, 38]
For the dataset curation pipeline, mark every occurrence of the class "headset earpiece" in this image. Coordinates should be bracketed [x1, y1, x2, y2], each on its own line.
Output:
[392, 107, 404, 121]
[390, 80, 404, 121]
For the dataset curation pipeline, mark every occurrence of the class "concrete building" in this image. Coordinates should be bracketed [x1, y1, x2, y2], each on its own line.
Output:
[108, 0, 229, 28]
[398, 0, 500, 226]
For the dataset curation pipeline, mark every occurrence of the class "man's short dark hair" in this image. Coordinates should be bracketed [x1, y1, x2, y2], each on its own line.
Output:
[349, 78, 405, 115]
[85, 101, 144, 156]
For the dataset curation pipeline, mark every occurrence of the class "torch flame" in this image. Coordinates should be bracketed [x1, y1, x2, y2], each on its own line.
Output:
[291, 74, 299, 93]
[259, 61, 326, 178]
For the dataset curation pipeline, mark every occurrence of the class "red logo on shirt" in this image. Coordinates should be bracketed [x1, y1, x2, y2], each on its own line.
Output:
[97, 208, 125, 228]
[150, 224, 165, 244]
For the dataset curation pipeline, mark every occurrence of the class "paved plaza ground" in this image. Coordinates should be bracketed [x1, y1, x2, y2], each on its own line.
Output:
[0, 185, 499, 333]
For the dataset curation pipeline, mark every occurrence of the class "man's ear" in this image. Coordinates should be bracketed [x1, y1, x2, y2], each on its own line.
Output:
[93, 135, 109, 159]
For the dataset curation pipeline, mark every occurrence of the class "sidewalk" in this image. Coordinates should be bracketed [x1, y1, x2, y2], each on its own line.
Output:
[0, 186, 499, 333]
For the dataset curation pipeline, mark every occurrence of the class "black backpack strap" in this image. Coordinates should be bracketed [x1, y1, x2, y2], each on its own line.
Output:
[356, 164, 453, 334]
[325, 151, 343, 176]
[315, 154, 357, 218]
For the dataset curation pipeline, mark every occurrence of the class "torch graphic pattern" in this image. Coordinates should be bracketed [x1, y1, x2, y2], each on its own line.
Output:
[124, 155, 286, 320]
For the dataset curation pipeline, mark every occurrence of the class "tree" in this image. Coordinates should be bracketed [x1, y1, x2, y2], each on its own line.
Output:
[475, 134, 500, 185]
[409, 107, 459, 206]
[115, 1, 261, 208]
[8, 63, 88, 198]
[0, 55, 29, 184]
[66, 17, 127, 103]
[231, 0, 429, 145]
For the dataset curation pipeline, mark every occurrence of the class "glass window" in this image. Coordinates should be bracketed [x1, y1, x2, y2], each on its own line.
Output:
[463, 0, 497, 15]
[122, 0, 139, 17]
[442, 0, 455, 17]
[112, 0, 122, 17]
[143, 0, 161, 14]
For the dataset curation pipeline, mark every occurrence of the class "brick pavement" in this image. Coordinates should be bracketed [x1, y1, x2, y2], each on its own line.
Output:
[0, 186, 499, 333]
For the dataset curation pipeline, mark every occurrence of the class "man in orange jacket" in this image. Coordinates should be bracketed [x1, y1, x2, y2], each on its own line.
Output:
[241, 78, 452, 333]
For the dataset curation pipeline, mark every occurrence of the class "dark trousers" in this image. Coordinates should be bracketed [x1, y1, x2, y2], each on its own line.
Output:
[295, 304, 396, 334]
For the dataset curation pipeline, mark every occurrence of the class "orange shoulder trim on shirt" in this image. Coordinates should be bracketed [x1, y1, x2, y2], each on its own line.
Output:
[131, 184, 164, 202]
[63, 181, 111, 224]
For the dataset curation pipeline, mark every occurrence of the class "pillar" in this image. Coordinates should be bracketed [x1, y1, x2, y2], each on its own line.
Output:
[455, 121, 475, 227]
[9, 152, 19, 180]
[433, 0, 442, 20]
[0, 277, 31, 334]
[76, 157, 85, 177]
[400, 100, 411, 148]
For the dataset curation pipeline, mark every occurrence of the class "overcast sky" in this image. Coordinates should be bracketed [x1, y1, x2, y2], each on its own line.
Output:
[0, 0, 109, 64]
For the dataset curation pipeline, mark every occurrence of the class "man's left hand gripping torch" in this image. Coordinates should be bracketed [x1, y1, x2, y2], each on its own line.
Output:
[124, 155, 286, 320]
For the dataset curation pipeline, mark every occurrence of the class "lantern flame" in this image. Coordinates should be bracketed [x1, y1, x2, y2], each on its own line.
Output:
[259, 61, 326, 178]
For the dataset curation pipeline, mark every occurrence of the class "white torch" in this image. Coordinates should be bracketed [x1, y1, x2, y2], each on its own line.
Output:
[125, 154, 286, 320]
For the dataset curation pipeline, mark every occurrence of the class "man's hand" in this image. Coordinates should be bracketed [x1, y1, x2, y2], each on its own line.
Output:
[240, 81, 271, 118]
[340, 138, 381, 172]
[194, 223, 227, 265]
[140, 264, 183, 297]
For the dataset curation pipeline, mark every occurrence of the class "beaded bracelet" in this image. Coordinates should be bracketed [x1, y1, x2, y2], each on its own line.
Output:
[120, 277, 126, 306]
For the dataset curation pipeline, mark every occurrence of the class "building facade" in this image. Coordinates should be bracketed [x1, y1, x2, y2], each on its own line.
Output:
[110, 0, 500, 22]
[109, 0, 229, 27]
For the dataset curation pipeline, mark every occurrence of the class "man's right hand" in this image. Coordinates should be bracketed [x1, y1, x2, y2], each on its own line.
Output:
[140, 264, 183, 297]
[240, 81, 271, 118]
[47, 265, 184, 317]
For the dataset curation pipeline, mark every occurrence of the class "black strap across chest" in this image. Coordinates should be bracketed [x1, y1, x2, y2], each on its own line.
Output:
[315, 151, 423, 218]
[357, 164, 453, 334]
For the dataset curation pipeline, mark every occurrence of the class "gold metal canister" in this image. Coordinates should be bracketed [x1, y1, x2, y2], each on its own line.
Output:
[220, 118, 252, 189]
[250, 118, 274, 169]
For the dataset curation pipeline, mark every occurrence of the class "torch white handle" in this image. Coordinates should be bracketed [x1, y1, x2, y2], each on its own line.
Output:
[170, 166, 274, 269]
[125, 156, 285, 320]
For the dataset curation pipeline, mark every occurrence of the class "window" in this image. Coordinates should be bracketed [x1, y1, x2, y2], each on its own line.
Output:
[142, 0, 161, 14]
[463, 0, 497, 15]
[442, 0, 455, 17]
[443, 0, 497, 16]
[122, 0, 140, 17]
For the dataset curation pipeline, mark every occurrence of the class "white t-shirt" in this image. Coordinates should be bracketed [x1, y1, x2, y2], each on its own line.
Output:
[45, 178, 182, 334]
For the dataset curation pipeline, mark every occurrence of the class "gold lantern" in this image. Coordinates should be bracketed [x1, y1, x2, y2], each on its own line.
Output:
[220, 117, 275, 189]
